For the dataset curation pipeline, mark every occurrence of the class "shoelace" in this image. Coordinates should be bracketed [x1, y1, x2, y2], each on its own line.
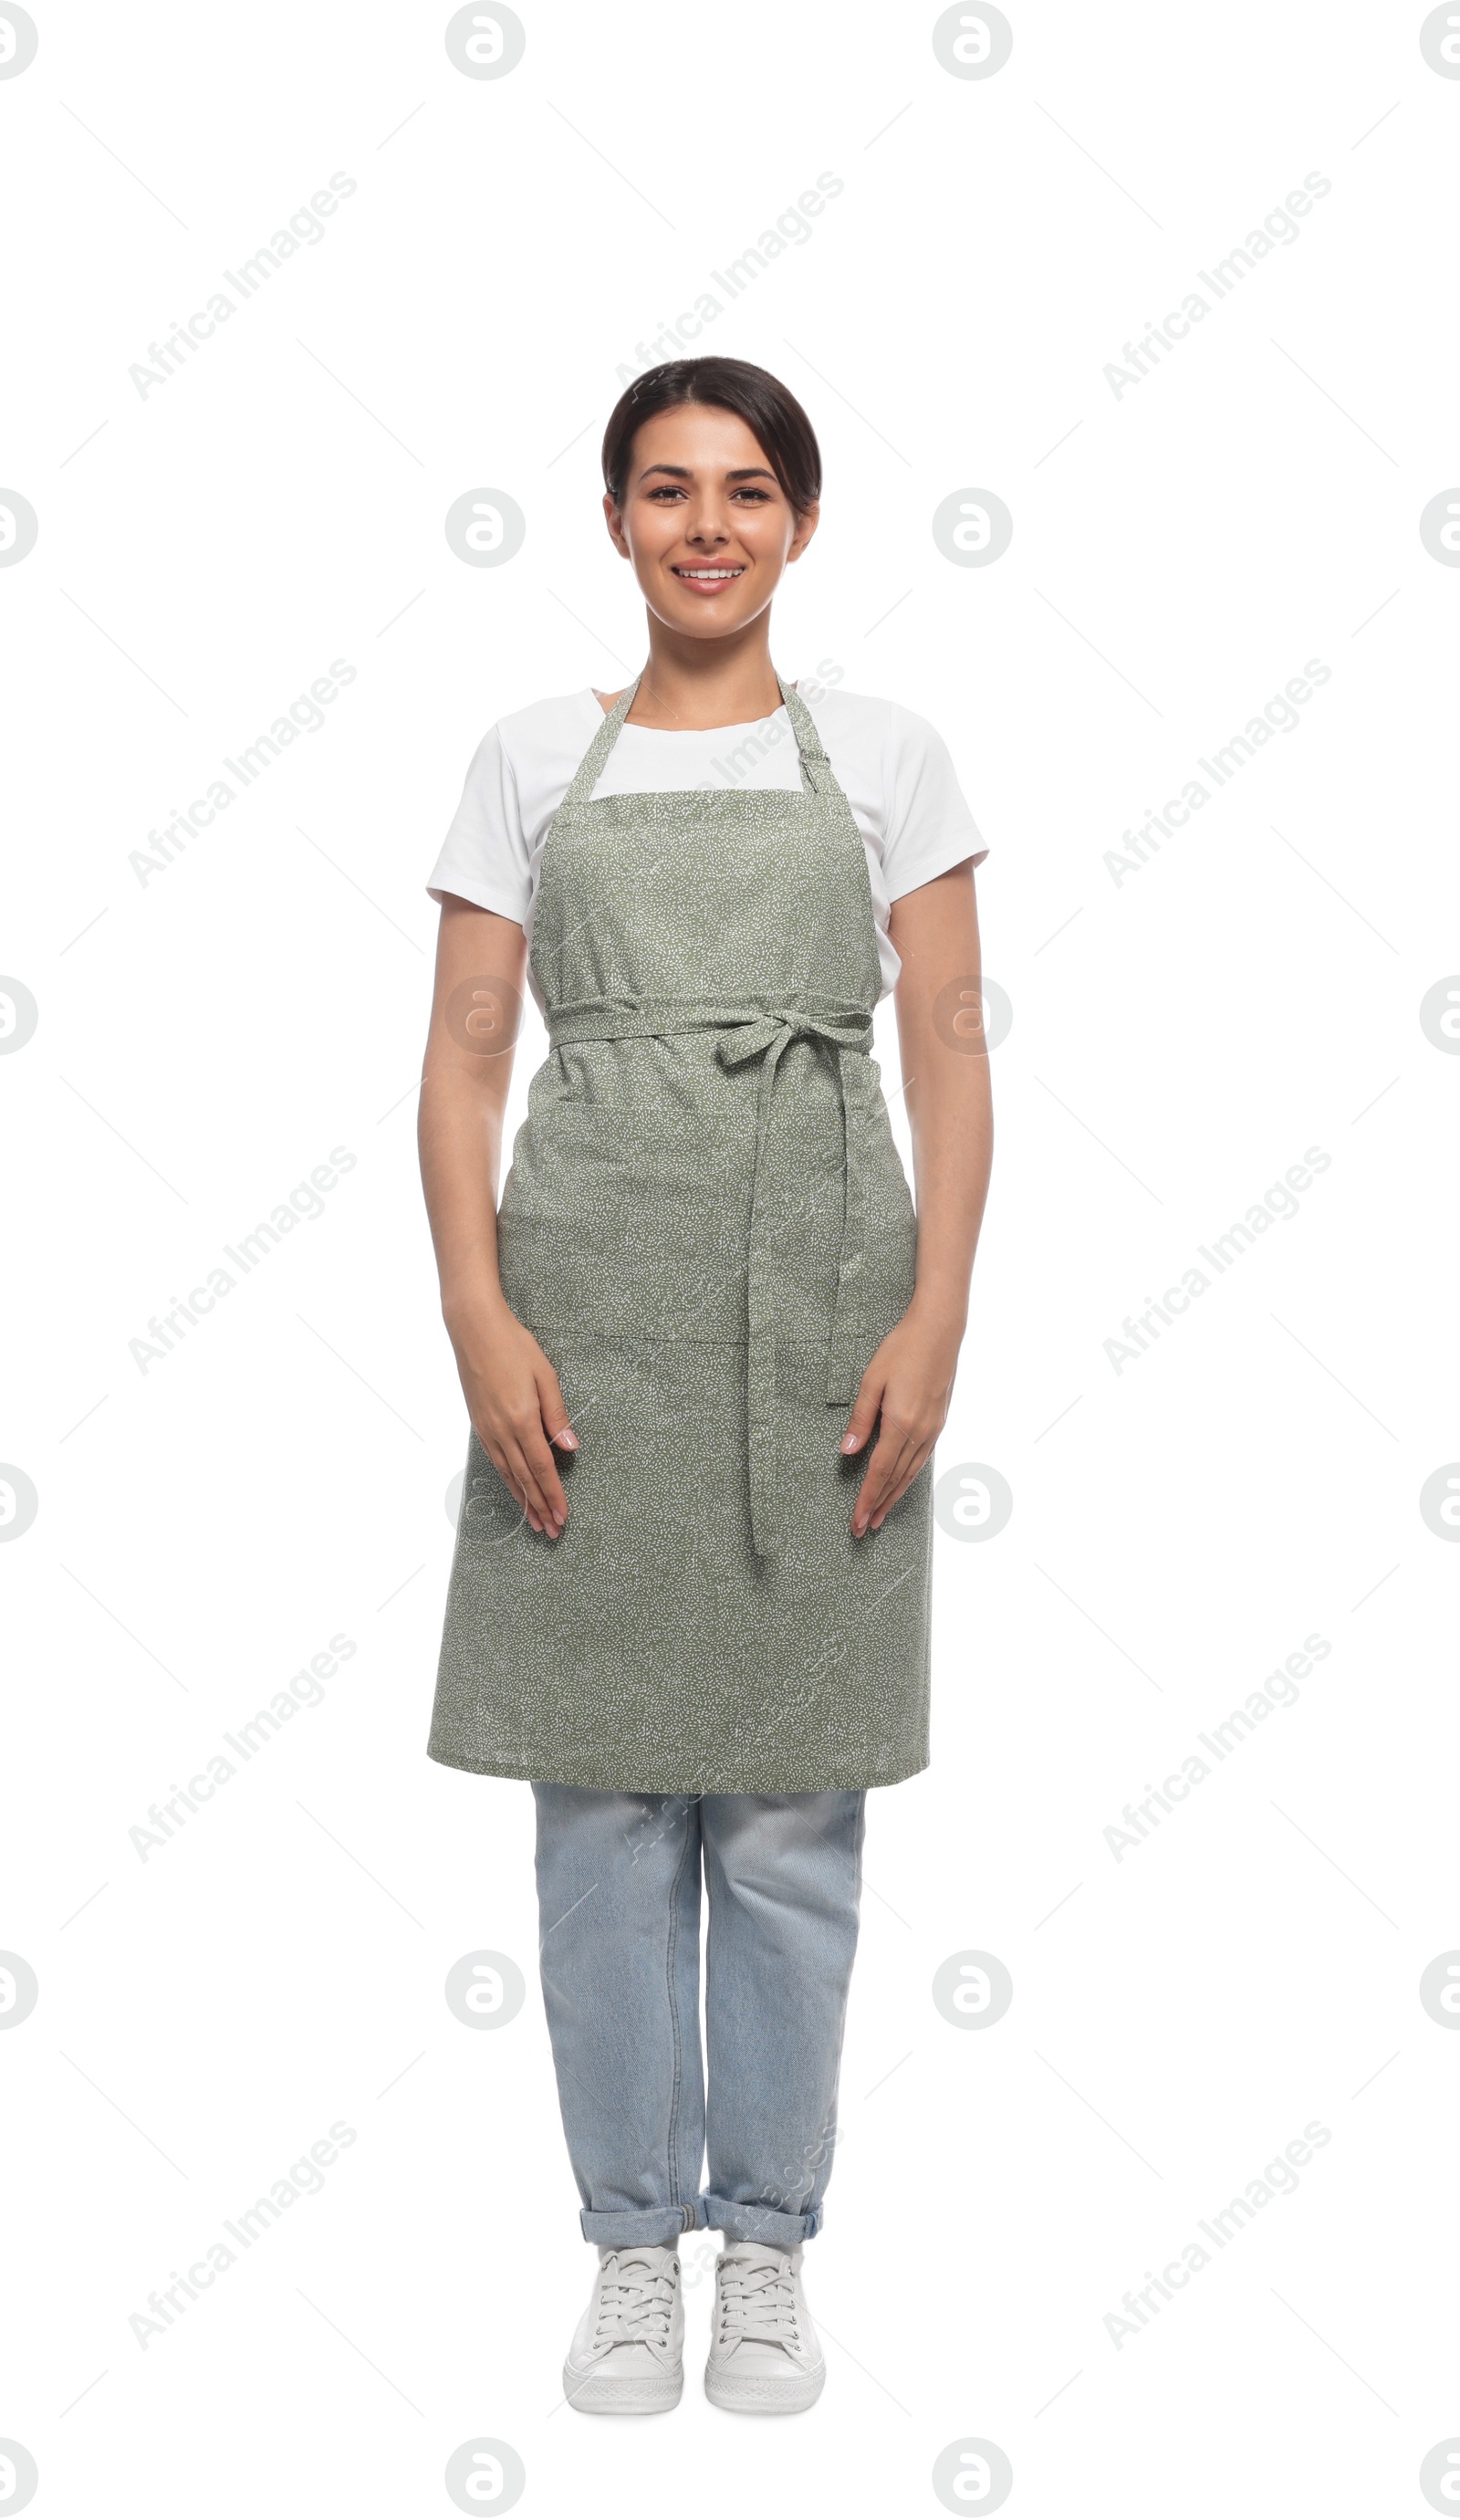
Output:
[593, 2250, 678, 2347]
[715, 2253, 800, 2348]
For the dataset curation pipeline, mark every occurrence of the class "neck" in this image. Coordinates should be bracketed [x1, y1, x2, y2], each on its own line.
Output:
[625, 621, 786, 730]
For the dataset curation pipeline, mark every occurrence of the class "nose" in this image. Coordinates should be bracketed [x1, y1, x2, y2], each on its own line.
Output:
[684, 499, 731, 547]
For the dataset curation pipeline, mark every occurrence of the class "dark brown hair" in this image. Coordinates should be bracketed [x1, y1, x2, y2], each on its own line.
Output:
[601, 358, 821, 517]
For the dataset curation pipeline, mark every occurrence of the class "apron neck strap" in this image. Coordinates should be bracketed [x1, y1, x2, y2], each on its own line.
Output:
[776, 675, 835, 796]
[561, 674, 643, 806]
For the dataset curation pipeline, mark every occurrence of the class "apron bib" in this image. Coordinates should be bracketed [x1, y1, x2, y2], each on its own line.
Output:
[428, 674, 933, 1793]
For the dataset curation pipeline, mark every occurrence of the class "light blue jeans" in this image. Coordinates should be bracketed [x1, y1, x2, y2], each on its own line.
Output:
[532, 1784, 867, 2247]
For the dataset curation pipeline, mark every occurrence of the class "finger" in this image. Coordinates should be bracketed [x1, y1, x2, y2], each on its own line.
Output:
[484, 1418, 556, 1532]
[851, 1423, 907, 1534]
[840, 1368, 886, 1458]
[499, 1434, 555, 1532]
[479, 1436, 535, 1532]
[858, 1422, 930, 1530]
[537, 1365, 579, 1452]
[870, 1437, 936, 1528]
[516, 1417, 569, 1528]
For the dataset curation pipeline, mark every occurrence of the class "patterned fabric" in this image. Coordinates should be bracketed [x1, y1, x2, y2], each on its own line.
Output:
[427, 674, 933, 1793]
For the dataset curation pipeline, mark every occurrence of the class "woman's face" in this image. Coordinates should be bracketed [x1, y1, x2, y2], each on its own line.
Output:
[603, 402, 818, 641]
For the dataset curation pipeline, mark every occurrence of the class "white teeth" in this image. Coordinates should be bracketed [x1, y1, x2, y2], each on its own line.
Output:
[676, 568, 743, 579]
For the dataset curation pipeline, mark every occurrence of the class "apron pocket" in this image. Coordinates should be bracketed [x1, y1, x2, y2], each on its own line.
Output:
[497, 1105, 755, 1342]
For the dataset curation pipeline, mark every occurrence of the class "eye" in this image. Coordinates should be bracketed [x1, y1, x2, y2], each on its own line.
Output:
[732, 487, 771, 503]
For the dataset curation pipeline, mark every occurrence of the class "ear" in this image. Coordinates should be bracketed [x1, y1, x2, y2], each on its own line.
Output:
[603, 490, 631, 559]
[787, 500, 820, 564]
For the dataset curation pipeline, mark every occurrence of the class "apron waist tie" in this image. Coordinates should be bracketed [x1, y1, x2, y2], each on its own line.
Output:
[547, 998, 877, 1558]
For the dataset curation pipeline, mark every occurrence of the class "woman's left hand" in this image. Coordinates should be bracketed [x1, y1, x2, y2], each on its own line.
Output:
[840, 1304, 964, 1536]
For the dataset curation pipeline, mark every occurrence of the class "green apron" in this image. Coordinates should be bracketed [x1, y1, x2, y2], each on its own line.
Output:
[427, 674, 933, 1793]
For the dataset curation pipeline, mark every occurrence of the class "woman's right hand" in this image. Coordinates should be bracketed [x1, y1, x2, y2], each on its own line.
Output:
[447, 1297, 578, 1537]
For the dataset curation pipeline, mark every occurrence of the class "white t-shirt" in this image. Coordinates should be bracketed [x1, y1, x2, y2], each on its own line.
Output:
[427, 681, 986, 999]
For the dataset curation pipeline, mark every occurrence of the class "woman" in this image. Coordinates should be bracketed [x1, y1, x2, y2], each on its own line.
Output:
[419, 357, 992, 2417]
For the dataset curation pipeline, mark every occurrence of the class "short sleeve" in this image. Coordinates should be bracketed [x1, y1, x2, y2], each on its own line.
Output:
[426, 723, 533, 925]
[879, 704, 986, 901]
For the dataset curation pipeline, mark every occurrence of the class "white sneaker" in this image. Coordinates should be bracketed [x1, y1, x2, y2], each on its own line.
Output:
[704, 2241, 826, 2414]
[562, 2243, 683, 2414]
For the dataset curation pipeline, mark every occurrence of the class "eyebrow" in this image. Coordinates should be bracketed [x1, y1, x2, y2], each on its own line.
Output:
[636, 463, 778, 485]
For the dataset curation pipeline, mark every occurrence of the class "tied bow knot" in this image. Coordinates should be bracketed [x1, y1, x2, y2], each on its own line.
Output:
[714, 1007, 874, 1072]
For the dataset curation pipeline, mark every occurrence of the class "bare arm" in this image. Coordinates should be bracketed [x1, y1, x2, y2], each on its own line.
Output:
[841, 859, 993, 1533]
[418, 895, 576, 1536]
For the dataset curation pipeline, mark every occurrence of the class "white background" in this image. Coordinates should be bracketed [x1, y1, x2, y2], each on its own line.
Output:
[3, 2, 1459, 2514]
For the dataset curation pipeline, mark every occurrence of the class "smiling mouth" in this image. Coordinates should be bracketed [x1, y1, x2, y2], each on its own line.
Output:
[672, 565, 745, 581]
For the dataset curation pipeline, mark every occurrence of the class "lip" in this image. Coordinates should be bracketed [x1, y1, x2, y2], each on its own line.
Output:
[671, 562, 746, 594]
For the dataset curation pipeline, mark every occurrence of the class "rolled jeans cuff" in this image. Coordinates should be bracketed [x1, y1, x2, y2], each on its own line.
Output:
[700, 2191, 823, 2245]
[579, 2201, 704, 2247]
